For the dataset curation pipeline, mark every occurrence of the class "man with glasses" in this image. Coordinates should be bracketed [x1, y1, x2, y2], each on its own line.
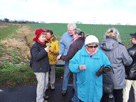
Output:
[59, 23, 77, 96]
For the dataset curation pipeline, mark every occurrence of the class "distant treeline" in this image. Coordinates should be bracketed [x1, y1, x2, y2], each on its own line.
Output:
[0, 18, 39, 24]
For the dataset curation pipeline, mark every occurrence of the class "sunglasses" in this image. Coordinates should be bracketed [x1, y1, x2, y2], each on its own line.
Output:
[87, 45, 98, 48]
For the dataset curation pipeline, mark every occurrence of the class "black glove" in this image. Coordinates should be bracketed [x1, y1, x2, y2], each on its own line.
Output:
[96, 65, 104, 77]
[96, 65, 111, 77]
[103, 66, 111, 75]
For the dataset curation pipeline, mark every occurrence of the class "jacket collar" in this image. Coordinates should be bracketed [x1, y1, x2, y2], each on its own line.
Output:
[80, 45, 100, 59]
[107, 37, 117, 41]
[47, 37, 53, 42]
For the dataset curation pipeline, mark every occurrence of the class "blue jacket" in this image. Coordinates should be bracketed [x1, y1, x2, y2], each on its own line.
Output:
[69, 45, 111, 102]
[59, 32, 73, 55]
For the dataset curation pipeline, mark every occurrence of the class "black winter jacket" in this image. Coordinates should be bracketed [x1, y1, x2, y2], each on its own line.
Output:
[31, 41, 49, 72]
[125, 44, 136, 80]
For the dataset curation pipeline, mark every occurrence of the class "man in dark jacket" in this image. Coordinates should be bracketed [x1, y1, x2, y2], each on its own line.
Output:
[31, 29, 50, 102]
[123, 32, 136, 102]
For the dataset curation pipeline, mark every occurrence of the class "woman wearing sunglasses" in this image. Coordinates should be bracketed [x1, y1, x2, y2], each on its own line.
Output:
[69, 35, 112, 102]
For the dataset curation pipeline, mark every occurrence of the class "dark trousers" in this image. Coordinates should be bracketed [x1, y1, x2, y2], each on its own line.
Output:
[100, 92, 113, 102]
[100, 89, 123, 102]
[113, 89, 123, 102]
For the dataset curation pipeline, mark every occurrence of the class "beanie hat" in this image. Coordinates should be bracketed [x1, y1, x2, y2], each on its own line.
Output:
[33, 29, 46, 41]
[85, 35, 99, 45]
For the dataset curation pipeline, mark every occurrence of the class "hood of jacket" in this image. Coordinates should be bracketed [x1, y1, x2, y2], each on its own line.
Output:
[100, 38, 119, 51]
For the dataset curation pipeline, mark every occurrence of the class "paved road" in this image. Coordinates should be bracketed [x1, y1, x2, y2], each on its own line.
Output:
[0, 84, 134, 102]
[0, 84, 74, 102]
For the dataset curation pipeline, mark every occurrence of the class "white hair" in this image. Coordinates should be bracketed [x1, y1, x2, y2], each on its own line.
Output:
[67, 23, 77, 29]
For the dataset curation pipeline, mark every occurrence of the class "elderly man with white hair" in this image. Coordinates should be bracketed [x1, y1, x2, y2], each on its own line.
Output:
[59, 23, 77, 96]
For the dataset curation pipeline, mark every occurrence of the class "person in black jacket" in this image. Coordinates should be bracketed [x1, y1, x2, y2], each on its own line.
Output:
[31, 29, 50, 102]
[123, 32, 136, 102]
[57, 28, 85, 102]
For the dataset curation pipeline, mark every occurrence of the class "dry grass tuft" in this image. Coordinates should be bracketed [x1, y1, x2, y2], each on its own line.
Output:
[0, 24, 36, 64]
[16, 25, 36, 48]
[1, 38, 30, 58]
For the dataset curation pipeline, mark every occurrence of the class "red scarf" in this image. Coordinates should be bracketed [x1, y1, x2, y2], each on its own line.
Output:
[38, 39, 45, 45]
[71, 35, 82, 44]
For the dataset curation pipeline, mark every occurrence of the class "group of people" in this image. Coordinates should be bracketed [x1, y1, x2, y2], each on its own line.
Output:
[30, 22, 136, 102]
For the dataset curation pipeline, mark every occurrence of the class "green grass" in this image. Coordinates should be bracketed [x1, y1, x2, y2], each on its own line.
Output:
[26, 23, 136, 46]
[0, 23, 19, 40]
[0, 62, 65, 87]
[26, 23, 67, 36]
[0, 63, 37, 87]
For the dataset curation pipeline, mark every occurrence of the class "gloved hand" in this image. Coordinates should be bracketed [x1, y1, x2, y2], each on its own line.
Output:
[96, 65, 111, 77]
[103, 66, 111, 75]
[96, 65, 104, 77]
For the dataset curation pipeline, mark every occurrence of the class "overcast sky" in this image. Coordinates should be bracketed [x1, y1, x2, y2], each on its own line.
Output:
[0, 0, 136, 25]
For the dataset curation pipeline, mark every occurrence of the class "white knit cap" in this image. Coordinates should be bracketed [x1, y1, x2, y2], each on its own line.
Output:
[85, 35, 99, 45]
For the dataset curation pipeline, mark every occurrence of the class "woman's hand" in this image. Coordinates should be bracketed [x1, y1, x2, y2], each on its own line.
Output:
[57, 54, 62, 60]
[50, 50, 54, 52]
[78, 65, 86, 70]
[45, 46, 49, 52]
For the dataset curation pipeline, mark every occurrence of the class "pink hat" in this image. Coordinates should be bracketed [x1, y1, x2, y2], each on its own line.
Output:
[33, 29, 46, 41]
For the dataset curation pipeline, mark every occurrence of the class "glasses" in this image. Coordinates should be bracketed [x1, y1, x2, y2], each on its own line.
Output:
[87, 45, 98, 48]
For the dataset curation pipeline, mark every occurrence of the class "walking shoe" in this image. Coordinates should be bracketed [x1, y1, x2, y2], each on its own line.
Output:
[44, 95, 49, 100]
[62, 90, 67, 96]
[43, 100, 48, 102]
[51, 84, 55, 90]
[109, 94, 113, 98]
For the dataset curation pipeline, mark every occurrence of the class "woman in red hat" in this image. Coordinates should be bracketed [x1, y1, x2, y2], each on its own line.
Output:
[30, 29, 50, 102]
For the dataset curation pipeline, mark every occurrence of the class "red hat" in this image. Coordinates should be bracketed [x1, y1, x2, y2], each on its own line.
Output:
[33, 29, 46, 41]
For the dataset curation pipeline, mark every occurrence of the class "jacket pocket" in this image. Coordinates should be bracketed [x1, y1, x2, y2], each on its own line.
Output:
[77, 81, 86, 97]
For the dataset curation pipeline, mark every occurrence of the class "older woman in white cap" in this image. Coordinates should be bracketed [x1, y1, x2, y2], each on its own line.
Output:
[69, 35, 111, 102]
